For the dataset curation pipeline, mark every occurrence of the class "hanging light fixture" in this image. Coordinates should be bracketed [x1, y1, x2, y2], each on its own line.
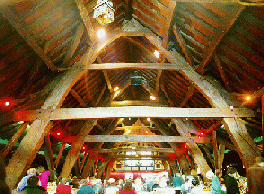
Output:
[93, 0, 115, 26]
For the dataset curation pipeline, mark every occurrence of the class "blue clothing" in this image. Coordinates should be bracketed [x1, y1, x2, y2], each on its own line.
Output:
[77, 185, 95, 194]
[17, 173, 36, 192]
[211, 176, 221, 194]
[173, 176, 183, 187]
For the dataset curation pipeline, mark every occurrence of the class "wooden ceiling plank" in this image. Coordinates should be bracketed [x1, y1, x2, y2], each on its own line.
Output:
[62, 24, 85, 67]
[1, 6, 58, 71]
[196, 5, 245, 74]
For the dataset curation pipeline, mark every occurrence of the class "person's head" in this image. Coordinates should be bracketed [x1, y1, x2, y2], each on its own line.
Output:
[37, 166, 45, 175]
[27, 168, 36, 175]
[226, 167, 237, 175]
[123, 180, 133, 191]
[90, 178, 97, 185]
[79, 179, 88, 187]
[108, 178, 115, 184]
[192, 177, 199, 186]
[27, 176, 40, 186]
[176, 173, 181, 177]
[206, 170, 214, 180]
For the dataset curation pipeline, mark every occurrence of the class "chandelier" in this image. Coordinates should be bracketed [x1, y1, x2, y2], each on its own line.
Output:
[93, 0, 115, 26]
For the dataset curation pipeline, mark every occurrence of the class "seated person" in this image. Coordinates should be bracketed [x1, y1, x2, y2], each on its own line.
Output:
[20, 176, 45, 194]
[119, 180, 136, 194]
[70, 176, 80, 189]
[17, 168, 37, 192]
[78, 179, 95, 194]
[56, 178, 72, 194]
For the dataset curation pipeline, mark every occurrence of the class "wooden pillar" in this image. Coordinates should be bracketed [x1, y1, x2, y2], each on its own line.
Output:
[54, 142, 66, 168]
[218, 144, 225, 171]
[168, 159, 179, 176]
[97, 160, 109, 180]
[261, 95, 264, 157]
[44, 135, 55, 181]
[212, 130, 219, 170]
[79, 152, 88, 171]
[74, 157, 81, 178]
[81, 151, 98, 179]
[6, 120, 52, 190]
[105, 161, 114, 181]
[60, 120, 97, 179]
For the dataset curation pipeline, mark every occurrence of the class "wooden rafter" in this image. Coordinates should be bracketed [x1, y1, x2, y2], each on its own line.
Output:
[70, 89, 87, 107]
[173, 25, 195, 67]
[1, 6, 58, 71]
[74, 0, 96, 42]
[179, 85, 195, 107]
[62, 24, 85, 67]
[162, 1, 176, 48]
[214, 54, 232, 93]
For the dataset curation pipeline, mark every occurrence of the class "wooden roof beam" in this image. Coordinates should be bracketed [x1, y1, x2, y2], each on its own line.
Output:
[99, 147, 175, 153]
[83, 135, 187, 142]
[111, 100, 167, 107]
[1, 6, 58, 71]
[12, 107, 254, 122]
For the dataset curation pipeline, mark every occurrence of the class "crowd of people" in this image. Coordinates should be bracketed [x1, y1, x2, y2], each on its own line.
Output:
[9, 166, 249, 194]
[1, 156, 264, 193]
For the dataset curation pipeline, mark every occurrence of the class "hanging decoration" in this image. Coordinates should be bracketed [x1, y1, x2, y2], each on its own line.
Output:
[93, 0, 115, 26]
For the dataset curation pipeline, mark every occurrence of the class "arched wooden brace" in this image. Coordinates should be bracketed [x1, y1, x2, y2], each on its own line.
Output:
[167, 159, 179, 176]
[105, 161, 115, 181]
[59, 120, 97, 179]
[5, 62, 87, 189]
[146, 34, 261, 169]
[81, 151, 98, 179]
[97, 160, 109, 180]
[172, 119, 211, 178]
